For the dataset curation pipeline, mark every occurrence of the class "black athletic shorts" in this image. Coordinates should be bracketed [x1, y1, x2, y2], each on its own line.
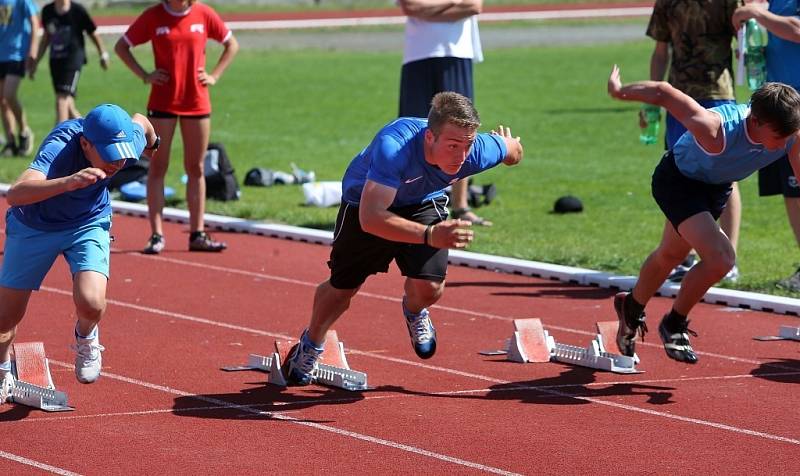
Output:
[0, 61, 24, 79]
[652, 151, 732, 231]
[758, 155, 800, 198]
[50, 62, 81, 96]
[148, 109, 211, 120]
[328, 196, 450, 290]
[399, 57, 474, 117]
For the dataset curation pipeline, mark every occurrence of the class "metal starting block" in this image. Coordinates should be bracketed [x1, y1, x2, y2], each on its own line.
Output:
[754, 325, 800, 342]
[3, 342, 73, 412]
[222, 330, 369, 391]
[480, 318, 641, 374]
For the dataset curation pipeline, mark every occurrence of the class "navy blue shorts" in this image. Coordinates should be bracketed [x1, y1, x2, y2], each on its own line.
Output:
[651, 151, 732, 231]
[399, 57, 474, 118]
[758, 155, 800, 198]
[328, 197, 450, 289]
[50, 62, 81, 96]
[0, 60, 25, 79]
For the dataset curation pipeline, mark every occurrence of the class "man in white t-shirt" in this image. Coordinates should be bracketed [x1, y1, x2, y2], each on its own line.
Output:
[398, 0, 490, 225]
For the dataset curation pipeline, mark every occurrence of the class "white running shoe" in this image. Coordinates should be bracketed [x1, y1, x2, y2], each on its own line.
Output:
[1, 371, 14, 403]
[72, 333, 105, 384]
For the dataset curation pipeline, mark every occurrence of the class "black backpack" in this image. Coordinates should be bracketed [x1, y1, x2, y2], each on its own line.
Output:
[204, 142, 240, 201]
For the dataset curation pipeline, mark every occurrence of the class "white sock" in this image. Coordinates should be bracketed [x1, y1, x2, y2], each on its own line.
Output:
[75, 323, 98, 340]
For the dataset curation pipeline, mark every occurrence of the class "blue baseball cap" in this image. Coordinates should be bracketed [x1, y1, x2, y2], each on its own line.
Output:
[83, 104, 138, 163]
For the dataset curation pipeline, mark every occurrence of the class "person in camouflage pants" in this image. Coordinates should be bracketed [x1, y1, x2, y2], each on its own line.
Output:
[645, 0, 742, 283]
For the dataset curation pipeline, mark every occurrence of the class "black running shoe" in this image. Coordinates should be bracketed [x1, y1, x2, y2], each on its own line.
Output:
[614, 292, 647, 357]
[189, 231, 227, 252]
[0, 142, 17, 157]
[17, 128, 33, 156]
[142, 233, 165, 254]
[658, 316, 698, 364]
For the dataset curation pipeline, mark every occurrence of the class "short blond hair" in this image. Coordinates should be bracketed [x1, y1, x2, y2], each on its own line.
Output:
[427, 92, 480, 136]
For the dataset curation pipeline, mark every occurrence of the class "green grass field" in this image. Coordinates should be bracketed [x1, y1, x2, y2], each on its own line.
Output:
[6, 19, 799, 297]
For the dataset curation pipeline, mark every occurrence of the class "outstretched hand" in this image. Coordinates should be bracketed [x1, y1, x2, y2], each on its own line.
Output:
[608, 64, 623, 99]
[66, 168, 106, 191]
[430, 219, 473, 249]
[491, 125, 521, 143]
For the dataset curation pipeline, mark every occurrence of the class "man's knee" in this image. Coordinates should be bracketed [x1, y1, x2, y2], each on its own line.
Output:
[408, 279, 445, 302]
[75, 293, 106, 320]
[701, 247, 736, 278]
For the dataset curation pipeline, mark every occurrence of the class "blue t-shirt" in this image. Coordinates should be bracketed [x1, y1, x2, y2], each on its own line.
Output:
[0, 0, 37, 62]
[673, 103, 793, 184]
[341, 118, 507, 207]
[11, 118, 146, 231]
[766, 0, 800, 89]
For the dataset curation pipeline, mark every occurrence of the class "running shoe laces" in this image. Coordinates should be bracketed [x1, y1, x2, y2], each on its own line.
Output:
[407, 311, 434, 344]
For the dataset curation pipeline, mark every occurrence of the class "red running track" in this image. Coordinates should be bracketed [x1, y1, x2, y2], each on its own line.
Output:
[1, 208, 799, 475]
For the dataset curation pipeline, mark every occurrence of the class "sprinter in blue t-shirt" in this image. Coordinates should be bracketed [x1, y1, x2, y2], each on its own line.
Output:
[607, 65, 800, 364]
[0, 104, 159, 401]
[285, 92, 524, 386]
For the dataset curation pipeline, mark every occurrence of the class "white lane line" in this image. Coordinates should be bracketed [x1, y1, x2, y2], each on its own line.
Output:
[39, 267, 800, 446]
[10, 370, 800, 424]
[42, 362, 520, 476]
[101, 252, 800, 370]
[0, 450, 81, 476]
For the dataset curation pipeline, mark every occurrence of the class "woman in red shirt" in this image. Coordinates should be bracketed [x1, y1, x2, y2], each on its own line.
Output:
[115, 0, 239, 253]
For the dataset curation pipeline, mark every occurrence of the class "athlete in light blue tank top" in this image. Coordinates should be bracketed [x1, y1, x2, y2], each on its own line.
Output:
[608, 65, 800, 365]
[673, 103, 795, 184]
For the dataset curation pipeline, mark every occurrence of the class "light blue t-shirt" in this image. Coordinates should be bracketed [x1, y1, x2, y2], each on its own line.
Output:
[341, 117, 507, 207]
[673, 103, 793, 184]
[11, 118, 146, 231]
[0, 0, 38, 62]
[766, 0, 800, 89]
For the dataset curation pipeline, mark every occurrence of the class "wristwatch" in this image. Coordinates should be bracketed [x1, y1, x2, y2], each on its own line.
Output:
[146, 135, 160, 150]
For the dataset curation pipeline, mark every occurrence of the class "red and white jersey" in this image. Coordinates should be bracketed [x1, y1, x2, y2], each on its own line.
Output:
[123, 3, 232, 115]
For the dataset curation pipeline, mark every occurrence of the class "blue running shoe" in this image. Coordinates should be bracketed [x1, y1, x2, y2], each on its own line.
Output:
[403, 298, 437, 359]
[284, 330, 324, 386]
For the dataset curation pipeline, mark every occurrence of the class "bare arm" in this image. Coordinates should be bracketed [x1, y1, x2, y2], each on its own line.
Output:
[114, 38, 168, 85]
[26, 14, 40, 78]
[359, 180, 473, 248]
[399, 0, 482, 22]
[649, 41, 669, 81]
[198, 35, 239, 87]
[492, 125, 523, 165]
[131, 113, 159, 159]
[6, 167, 107, 207]
[89, 31, 109, 70]
[35, 29, 49, 63]
[608, 65, 723, 152]
[733, 5, 800, 42]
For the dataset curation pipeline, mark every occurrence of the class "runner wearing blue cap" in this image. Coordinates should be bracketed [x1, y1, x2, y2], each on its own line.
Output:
[0, 104, 158, 395]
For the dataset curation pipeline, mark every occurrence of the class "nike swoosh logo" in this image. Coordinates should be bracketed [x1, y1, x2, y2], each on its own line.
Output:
[404, 176, 423, 184]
